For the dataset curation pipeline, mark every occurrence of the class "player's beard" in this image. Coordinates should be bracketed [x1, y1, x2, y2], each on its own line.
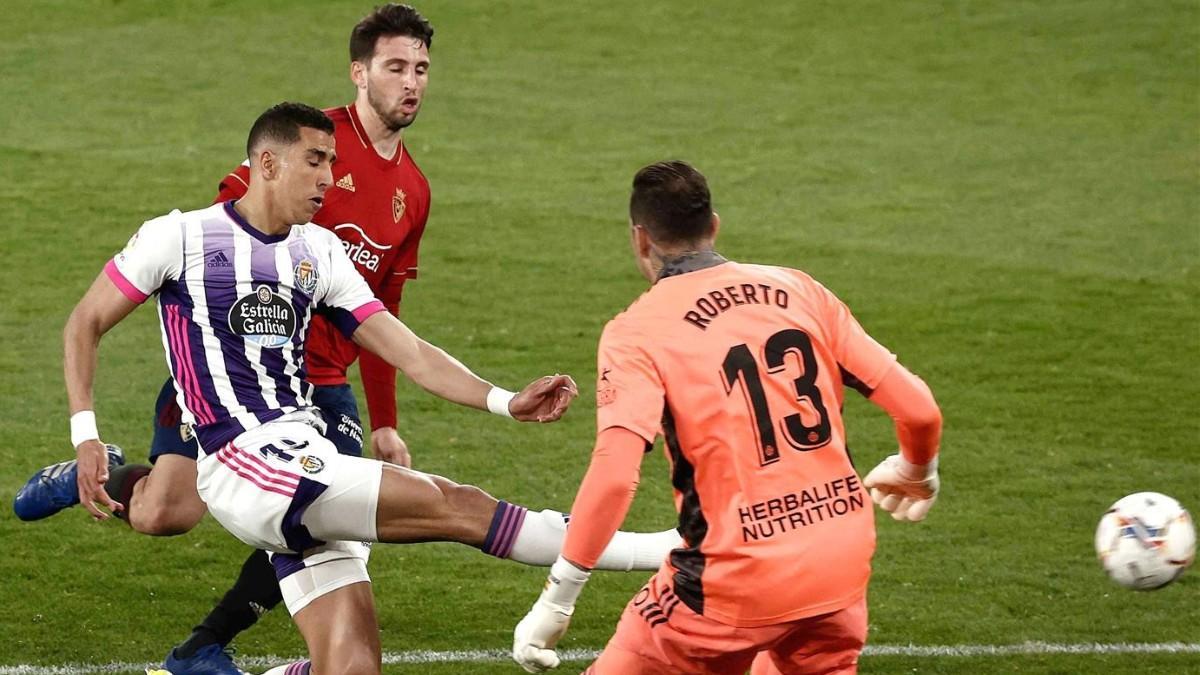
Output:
[367, 85, 419, 132]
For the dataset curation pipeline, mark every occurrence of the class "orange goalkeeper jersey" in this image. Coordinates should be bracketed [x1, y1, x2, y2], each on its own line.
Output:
[595, 254, 896, 627]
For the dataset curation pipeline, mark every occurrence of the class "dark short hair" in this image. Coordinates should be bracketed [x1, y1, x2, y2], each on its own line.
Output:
[246, 102, 335, 158]
[350, 4, 434, 63]
[629, 161, 715, 245]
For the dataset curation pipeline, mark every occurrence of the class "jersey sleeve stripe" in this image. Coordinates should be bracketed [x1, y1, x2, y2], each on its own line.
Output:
[351, 299, 387, 323]
[321, 300, 387, 339]
[838, 365, 876, 398]
[104, 259, 150, 303]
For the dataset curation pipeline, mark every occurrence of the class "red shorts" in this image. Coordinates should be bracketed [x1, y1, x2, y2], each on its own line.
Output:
[584, 575, 867, 675]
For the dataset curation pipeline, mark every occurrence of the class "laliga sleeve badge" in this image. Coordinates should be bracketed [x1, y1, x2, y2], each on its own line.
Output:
[298, 455, 325, 474]
[597, 367, 616, 407]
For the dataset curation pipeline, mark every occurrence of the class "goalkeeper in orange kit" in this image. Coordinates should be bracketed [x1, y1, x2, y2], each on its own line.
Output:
[513, 160, 943, 674]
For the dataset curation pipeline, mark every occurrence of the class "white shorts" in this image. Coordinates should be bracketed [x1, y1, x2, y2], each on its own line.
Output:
[195, 412, 384, 552]
[195, 413, 384, 614]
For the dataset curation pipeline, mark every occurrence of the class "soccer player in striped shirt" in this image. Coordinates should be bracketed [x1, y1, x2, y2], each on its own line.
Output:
[160, 6, 439, 669]
[513, 161, 943, 674]
[63, 103, 677, 673]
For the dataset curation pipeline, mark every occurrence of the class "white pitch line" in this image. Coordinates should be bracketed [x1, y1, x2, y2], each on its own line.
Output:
[1, 642, 1198, 674]
[864, 641, 1200, 656]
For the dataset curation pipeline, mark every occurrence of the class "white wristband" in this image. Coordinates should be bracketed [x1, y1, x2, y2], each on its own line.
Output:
[486, 386, 516, 418]
[542, 555, 591, 608]
[70, 410, 99, 448]
[897, 455, 939, 481]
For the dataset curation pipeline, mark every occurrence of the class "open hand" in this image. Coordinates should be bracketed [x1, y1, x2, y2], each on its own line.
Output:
[76, 439, 122, 520]
[509, 374, 579, 423]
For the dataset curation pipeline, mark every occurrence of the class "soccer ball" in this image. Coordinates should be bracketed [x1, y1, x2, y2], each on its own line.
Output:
[1094, 492, 1195, 590]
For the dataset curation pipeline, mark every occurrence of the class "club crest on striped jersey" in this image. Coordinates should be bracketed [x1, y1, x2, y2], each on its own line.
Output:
[294, 258, 318, 295]
[229, 284, 297, 348]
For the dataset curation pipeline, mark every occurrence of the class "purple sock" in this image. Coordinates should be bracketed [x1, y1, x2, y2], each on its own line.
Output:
[482, 500, 528, 558]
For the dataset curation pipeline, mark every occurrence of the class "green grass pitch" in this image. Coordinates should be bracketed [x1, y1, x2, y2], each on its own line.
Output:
[0, 1, 1196, 673]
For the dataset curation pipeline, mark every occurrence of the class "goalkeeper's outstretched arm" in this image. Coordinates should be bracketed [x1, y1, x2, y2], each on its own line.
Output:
[863, 364, 943, 522]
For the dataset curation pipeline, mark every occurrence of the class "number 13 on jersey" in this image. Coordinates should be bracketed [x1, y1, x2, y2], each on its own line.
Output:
[722, 328, 832, 467]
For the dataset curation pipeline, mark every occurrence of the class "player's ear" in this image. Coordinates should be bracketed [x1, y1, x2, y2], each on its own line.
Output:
[258, 148, 278, 180]
[709, 212, 720, 242]
[350, 59, 368, 91]
[632, 223, 653, 258]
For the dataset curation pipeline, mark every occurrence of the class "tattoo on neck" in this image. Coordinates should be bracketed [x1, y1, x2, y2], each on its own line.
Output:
[656, 250, 728, 280]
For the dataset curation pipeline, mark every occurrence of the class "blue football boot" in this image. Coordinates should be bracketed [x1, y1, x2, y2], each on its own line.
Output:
[160, 644, 248, 675]
[12, 444, 125, 521]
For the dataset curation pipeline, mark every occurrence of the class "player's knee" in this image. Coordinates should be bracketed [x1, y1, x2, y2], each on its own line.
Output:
[129, 500, 191, 535]
[129, 492, 202, 535]
[375, 468, 496, 544]
[129, 501, 177, 535]
[437, 479, 494, 519]
[440, 481, 500, 545]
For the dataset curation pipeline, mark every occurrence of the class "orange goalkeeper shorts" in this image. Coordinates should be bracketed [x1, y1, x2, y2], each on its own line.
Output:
[583, 575, 867, 675]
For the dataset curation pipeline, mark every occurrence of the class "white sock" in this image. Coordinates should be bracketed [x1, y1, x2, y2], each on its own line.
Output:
[506, 509, 680, 571]
[599, 527, 683, 571]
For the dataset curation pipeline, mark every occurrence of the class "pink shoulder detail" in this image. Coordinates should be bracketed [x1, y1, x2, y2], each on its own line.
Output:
[104, 259, 149, 303]
[352, 299, 386, 322]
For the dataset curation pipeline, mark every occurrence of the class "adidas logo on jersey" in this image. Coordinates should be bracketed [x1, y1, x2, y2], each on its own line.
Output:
[336, 173, 355, 192]
[206, 250, 232, 268]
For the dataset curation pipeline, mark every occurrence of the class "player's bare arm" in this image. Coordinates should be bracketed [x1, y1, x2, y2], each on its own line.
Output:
[63, 271, 140, 520]
[350, 311, 578, 422]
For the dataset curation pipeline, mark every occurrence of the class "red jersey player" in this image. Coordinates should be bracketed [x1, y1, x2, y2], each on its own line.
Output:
[213, 100, 430, 462]
[513, 161, 943, 675]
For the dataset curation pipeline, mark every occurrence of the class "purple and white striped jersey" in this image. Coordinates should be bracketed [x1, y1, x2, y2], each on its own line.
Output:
[105, 201, 385, 454]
